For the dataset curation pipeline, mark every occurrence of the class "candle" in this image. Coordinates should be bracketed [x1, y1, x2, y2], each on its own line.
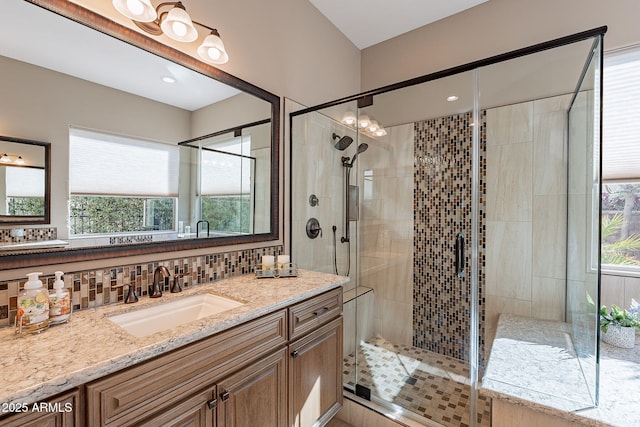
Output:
[262, 255, 275, 271]
[277, 255, 290, 270]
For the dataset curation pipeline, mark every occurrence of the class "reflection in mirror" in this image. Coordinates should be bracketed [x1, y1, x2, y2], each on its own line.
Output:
[179, 120, 271, 238]
[0, 0, 279, 267]
[0, 137, 50, 225]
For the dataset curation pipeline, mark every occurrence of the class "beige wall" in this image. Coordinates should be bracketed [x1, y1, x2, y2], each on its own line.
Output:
[361, 0, 640, 91]
[81, 0, 361, 107]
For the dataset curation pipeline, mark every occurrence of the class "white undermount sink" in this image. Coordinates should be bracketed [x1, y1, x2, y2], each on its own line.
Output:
[108, 293, 244, 338]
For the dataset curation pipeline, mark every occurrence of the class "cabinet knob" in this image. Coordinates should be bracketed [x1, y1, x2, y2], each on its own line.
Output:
[291, 350, 299, 358]
[207, 398, 217, 410]
[313, 307, 330, 316]
[220, 391, 230, 401]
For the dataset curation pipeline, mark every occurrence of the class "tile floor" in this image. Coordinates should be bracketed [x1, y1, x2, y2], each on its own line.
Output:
[343, 336, 491, 427]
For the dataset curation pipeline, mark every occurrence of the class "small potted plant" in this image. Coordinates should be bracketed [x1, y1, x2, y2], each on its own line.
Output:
[600, 303, 640, 348]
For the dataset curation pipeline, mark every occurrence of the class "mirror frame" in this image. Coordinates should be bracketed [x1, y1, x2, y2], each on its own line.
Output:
[0, 135, 51, 226]
[2, 0, 279, 269]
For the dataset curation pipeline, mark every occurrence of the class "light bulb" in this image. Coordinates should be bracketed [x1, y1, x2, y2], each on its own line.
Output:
[358, 115, 370, 129]
[197, 31, 229, 64]
[367, 121, 379, 133]
[14, 156, 25, 165]
[171, 21, 187, 37]
[0, 154, 10, 163]
[208, 47, 222, 61]
[112, 0, 156, 22]
[342, 111, 356, 126]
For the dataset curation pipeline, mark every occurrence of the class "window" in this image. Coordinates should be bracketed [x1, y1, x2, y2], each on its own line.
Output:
[69, 128, 179, 236]
[199, 136, 253, 234]
[4, 166, 45, 216]
[602, 46, 640, 269]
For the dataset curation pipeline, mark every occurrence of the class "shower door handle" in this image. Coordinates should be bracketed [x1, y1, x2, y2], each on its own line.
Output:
[455, 233, 465, 278]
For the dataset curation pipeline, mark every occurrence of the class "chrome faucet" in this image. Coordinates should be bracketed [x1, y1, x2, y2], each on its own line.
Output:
[150, 266, 170, 298]
[196, 220, 210, 238]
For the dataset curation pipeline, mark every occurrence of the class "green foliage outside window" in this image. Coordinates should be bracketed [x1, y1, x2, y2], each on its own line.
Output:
[201, 196, 250, 234]
[602, 183, 640, 266]
[70, 196, 174, 235]
[7, 197, 45, 216]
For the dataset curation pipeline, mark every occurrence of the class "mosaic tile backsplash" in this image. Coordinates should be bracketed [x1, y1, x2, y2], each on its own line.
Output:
[0, 245, 283, 327]
[413, 111, 486, 365]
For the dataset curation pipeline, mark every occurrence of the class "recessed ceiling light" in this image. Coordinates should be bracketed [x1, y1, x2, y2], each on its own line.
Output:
[447, 95, 458, 102]
[162, 76, 176, 84]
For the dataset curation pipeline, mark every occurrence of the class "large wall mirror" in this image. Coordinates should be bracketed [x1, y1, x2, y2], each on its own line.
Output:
[0, 136, 50, 225]
[0, 0, 279, 268]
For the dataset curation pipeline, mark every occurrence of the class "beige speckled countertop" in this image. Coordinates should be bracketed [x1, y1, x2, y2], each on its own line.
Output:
[0, 269, 348, 406]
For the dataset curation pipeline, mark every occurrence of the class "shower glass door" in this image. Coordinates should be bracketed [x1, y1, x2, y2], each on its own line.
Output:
[349, 71, 483, 426]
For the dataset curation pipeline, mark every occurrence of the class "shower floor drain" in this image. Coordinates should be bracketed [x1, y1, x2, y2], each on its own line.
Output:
[403, 376, 418, 385]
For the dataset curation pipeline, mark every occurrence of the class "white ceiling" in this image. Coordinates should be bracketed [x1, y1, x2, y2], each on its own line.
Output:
[0, 0, 240, 111]
[308, 0, 489, 49]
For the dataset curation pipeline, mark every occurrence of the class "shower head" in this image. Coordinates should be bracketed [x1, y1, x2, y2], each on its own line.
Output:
[348, 143, 369, 167]
[332, 133, 354, 151]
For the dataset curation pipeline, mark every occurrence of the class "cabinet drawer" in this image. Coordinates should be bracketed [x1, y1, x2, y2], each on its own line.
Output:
[86, 309, 287, 427]
[289, 287, 342, 340]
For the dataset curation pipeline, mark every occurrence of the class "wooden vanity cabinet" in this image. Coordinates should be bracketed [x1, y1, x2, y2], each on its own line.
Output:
[86, 309, 287, 427]
[288, 287, 343, 427]
[0, 388, 82, 427]
[81, 287, 343, 427]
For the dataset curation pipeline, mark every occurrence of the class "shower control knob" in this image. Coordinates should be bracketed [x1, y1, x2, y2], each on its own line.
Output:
[309, 194, 319, 207]
[306, 218, 322, 239]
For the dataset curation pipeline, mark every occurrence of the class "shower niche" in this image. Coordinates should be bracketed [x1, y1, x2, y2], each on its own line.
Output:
[290, 28, 604, 427]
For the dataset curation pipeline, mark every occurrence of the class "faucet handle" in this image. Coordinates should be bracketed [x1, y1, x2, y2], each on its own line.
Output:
[171, 274, 184, 293]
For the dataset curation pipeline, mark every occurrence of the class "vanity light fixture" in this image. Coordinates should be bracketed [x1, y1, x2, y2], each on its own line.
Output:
[112, 0, 230, 64]
[340, 112, 387, 139]
[0, 154, 26, 165]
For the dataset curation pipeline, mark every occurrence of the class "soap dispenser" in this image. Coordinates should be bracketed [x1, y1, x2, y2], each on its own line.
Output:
[49, 271, 72, 324]
[15, 272, 49, 335]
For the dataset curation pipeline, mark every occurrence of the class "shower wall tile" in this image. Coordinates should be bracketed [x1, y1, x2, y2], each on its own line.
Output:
[532, 195, 567, 279]
[486, 221, 532, 300]
[533, 111, 567, 196]
[413, 111, 487, 362]
[485, 94, 569, 354]
[377, 299, 413, 345]
[486, 102, 533, 146]
[487, 142, 533, 221]
[532, 277, 566, 321]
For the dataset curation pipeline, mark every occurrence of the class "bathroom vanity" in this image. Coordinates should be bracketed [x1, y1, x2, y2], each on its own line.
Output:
[0, 270, 346, 427]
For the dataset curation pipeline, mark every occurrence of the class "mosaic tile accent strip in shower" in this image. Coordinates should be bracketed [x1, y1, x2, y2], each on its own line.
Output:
[413, 111, 486, 366]
[0, 245, 282, 327]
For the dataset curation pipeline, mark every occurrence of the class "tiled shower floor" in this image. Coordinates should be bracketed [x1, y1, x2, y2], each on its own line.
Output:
[343, 336, 491, 427]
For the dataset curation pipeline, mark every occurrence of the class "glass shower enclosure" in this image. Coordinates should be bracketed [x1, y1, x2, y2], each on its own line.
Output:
[290, 28, 604, 427]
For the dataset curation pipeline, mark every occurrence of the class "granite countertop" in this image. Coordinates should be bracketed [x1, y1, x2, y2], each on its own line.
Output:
[482, 314, 640, 427]
[0, 269, 348, 406]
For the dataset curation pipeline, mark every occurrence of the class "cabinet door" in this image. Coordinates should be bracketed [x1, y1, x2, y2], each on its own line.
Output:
[289, 316, 343, 427]
[138, 387, 216, 427]
[0, 389, 81, 427]
[217, 348, 287, 427]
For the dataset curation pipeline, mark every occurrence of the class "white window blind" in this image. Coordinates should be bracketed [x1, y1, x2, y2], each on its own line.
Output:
[603, 46, 640, 181]
[69, 128, 179, 197]
[200, 137, 252, 196]
[5, 167, 44, 197]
